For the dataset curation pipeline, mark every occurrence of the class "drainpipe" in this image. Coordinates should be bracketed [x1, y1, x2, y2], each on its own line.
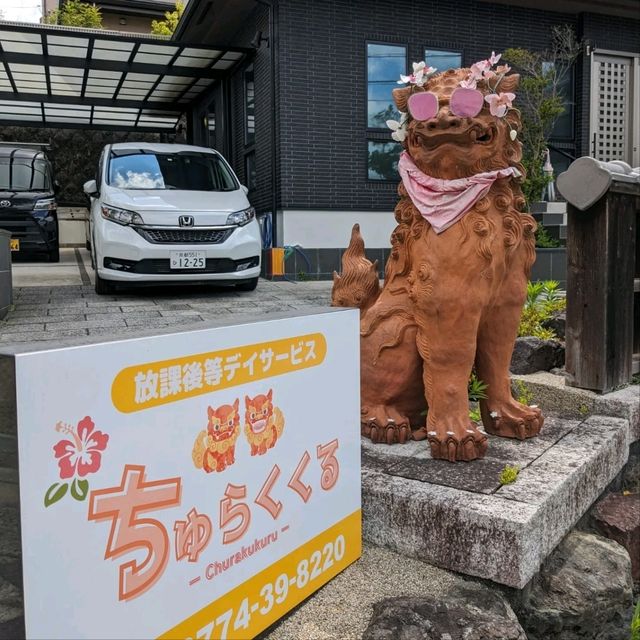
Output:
[254, 0, 279, 252]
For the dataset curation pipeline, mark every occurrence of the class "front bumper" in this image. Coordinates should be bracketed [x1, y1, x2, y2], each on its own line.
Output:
[0, 210, 58, 255]
[95, 218, 262, 283]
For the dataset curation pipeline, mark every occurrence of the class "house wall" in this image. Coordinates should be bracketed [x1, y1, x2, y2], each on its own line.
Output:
[276, 0, 576, 215]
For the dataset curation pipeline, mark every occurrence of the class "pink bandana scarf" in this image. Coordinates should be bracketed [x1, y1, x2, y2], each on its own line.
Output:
[398, 151, 521, 234]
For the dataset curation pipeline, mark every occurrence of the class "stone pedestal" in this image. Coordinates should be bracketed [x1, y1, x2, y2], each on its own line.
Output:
[362, 414, 632, 588]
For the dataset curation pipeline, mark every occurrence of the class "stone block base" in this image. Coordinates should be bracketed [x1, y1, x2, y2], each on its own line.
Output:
[362, 414, 631, 588]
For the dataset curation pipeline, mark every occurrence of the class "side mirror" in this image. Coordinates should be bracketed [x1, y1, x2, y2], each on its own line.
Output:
[83, 179, 99, 198]
[240, 184, 249, 195]
[53, 179, 61, 194]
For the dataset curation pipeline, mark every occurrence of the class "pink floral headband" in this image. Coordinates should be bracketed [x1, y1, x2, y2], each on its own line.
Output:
[388, 52, 518, 142]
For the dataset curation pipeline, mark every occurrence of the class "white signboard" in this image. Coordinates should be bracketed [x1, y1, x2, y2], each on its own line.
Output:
[11, 308, 361, 639]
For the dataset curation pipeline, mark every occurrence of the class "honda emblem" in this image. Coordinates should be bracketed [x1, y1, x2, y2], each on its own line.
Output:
[179, 215, 194, 227]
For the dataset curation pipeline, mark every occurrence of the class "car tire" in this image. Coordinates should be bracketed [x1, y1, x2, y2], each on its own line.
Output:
[236, 277, 259, 292]
[48, 247, 60, 262]
[95, 273, 115, 295]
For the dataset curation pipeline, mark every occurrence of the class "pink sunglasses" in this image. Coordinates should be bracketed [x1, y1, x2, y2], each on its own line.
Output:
[407, 88, 485, 120]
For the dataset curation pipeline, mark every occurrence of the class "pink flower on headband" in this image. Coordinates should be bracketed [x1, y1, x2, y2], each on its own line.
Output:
[469, 60, 490, 81]
[398, 61, 436, 87]
[489, 51, 502, 65]
[460, 77, 478, 89]
[484, 92, 516, 117]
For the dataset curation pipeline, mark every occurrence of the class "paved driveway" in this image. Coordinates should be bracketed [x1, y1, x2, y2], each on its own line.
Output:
[1, 249, 334, 344]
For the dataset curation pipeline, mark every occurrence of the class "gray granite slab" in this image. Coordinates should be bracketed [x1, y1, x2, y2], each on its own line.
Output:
[362, 414, 632, 588]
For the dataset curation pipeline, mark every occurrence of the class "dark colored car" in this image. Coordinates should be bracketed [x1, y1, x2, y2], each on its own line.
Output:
[0, 146, 60, 262]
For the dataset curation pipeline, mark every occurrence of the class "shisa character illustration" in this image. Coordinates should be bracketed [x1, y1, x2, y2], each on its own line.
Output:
[192, 400, 240, 473]
[244, 389, 285, 456]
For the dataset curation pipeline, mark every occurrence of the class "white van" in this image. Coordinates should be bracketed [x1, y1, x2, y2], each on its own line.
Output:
[83, 143, 262, 295]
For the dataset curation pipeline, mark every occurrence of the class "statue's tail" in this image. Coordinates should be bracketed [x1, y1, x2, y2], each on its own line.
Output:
[331, 224, 380, 311]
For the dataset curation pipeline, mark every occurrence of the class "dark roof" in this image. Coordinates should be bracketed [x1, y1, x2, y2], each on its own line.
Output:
[0, 20, 253, 132]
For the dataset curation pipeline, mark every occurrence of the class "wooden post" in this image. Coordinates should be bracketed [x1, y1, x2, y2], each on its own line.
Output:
[558, 158, 640, 393]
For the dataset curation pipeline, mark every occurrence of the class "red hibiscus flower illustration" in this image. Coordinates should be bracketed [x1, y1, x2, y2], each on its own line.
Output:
[53, 416, 109, 480]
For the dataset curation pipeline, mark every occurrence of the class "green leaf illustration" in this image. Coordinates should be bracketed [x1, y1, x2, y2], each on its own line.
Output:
[44, 482, 68, 508]
[70, 478, 89, 502]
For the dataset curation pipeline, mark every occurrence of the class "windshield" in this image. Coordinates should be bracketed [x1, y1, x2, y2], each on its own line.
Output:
[107, 151, 239, 191]
[0, 156, 51, 191]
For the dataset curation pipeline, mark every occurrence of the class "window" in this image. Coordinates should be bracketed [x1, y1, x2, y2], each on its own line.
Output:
[551, 66, 574, 140]
[0, 156, 50, 191]
[107, 151, 238, 192]
[367, 141, 402, 181]
[207, 101, 216, 149]
[424, 49, 462, 72]
[245, 152, 256, 192]
[367, 43, 406, 128]
[244, 64, 255, 145]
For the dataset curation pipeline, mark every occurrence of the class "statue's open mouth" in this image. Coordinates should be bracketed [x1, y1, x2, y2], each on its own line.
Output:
[212, 428, 234, 441]
[250, 418, 268, 433]
[416, 124, 495, 148]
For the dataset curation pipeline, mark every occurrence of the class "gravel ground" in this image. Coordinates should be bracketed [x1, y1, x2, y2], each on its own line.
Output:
[261, 543, 469, 640]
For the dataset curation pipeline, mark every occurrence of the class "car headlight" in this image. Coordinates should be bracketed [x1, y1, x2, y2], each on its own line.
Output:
[226, 206, 255, 227]
[34, 198, 56, 211]
[101, 205, 144, 226]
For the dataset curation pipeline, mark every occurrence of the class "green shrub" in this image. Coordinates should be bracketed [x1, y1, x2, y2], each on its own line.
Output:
[513, 379, 534, 406]
[44, 0, 102, 28]
[631, 598, 640, 640]
[518, 280, 566, 339]
[535, 224, 561, 248]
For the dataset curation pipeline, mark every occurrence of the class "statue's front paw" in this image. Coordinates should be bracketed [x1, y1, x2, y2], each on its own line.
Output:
[361, 405, 411, 444]
[421, 419, 488, 462]
[481, 400, 543, 440]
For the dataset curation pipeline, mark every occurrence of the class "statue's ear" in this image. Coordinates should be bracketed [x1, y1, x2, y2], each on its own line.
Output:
[371, 259, 379, 273]
[207, 406, 214, 417]
[499, 73, 520, 93]
[392, 86, 411, 113]
[332, 270, 341, 283]
[233, 398, 239, 412]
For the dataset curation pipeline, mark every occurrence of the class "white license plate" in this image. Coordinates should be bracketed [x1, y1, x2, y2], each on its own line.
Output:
[170, 251, 206, 269]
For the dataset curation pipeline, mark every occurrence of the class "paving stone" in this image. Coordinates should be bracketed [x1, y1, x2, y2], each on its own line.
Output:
[0, 324, 45, 333]
[2, 316, 47, 326]
[124, 316, 203, 327]
[82, 306, 125, 315]
[40, 314, 87, 324]
[0, 329, 88, 342]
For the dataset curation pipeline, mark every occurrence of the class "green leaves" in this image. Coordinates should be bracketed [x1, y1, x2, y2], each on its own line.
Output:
[44, 482, 68, 508]
[44, 478, 89, 507]
[71, 478, 89, 502]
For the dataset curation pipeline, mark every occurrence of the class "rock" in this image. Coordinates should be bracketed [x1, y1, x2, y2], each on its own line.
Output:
[510, 337, 564, 374]
[363, 583, 527, 640]
[592, 493, 640, 583]
[517, 531, 633, 640]
[542, 311, 566, 340]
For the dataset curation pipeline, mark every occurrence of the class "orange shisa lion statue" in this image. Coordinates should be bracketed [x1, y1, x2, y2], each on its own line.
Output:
[332, 55, 544, 462]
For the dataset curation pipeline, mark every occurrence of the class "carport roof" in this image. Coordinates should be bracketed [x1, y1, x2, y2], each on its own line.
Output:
[0, 21, 253, 132]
